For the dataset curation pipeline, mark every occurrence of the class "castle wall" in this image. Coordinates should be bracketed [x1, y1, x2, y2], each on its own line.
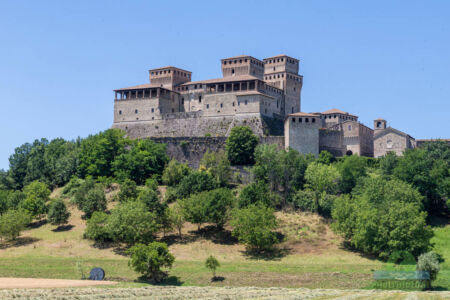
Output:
[319, 129, 345, 157]
[284, 115, 320, 155]
[148, 136, 284, 168]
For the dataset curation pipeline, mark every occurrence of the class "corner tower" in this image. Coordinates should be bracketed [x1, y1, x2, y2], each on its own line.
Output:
[221, 55, 264, 79]
[263, 55, 303, 115]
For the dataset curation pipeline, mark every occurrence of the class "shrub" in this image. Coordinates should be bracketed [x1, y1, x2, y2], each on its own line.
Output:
[82, 187, 107, 218]
[6, 190, 26, 210]
[127, 242, 175, 282]
[107, 201, 158, 245]
[162, 159, 191, 187]
[318, 192, 337, 217]
[176, 170, 216, 199]
[117, 179, 138, 202]
[205, 188, 235, 228]
[48, 199, 70, 227]
[225, 126, 258, 165]
[84, 211, 111, 244]
[200, 150, 232, 187]
[238, 181, 276, 208]
[416, 251, 440, 289]
[291, 189, 317, 212]
[230, 204, 278, 252]
[168, 203, 184, 237]
[205, 255, 220, 279]
[145, 177, 159, 192]
[22, 181, 51, 219]
[137, 188, 167, 219]
[317, 150, 335, 165]
[62, 177, 85, 197]
[0, 209, 31, 240]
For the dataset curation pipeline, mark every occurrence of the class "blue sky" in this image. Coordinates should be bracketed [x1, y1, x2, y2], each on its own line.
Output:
[0, 0, 449, 170]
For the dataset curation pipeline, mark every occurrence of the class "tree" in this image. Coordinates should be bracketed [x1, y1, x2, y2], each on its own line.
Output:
[379, 151, 398, 176]
[117, 179, 138, 202]
[416, 251, 440, 290]
[169, 203, 185, 237]
[205, 188, 235, 229]
[0, 209, 31, 240]
[84, 211, 111, 244]
[291, 189, 317, 212]
[127, 242, 175, 282]
[332, 176, 433, 259]
[48, 199, 70, 227]
[200, 150, 232, 187]
[6, 190, 26, 210]
[78, 129, 128, 178]
[180, 192, 209, 231]
[81, 187, 107, 218]
[8, 142, 33, 189]
[112, 139, 168, 185]
[317, 150, 335, 165]
[162, 159, 191, 187]
[238, 181, 277, 208]
[0, 190, 10, 216]
[337, 155, 368, 194]
[137, 188, 167, 220]
[230, 204, 278, 252]
[107, 201, 159, 245]
[22, 181, 51, 219]
[304, 162, 341, 210]
[176, 170, 216, 199]
[225, 126, 258, 165]
[205, 255, 220, 279]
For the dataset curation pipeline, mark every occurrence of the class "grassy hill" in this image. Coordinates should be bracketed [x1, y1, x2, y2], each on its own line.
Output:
[0, 187, 448, 290]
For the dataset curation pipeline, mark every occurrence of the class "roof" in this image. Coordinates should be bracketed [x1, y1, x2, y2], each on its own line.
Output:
[322, 108, 358, 117]
[181, 75, 260, 86]
[287, 112, 321, 117]
[149, 66, 191, 73]
[374, 126, 414, 140]
[375, 118, 386, 121]
[114, 83, 163, 91]
[235, 91, 274, 98]
[221, 55, 263, 62]
[263, 54, 299, 61]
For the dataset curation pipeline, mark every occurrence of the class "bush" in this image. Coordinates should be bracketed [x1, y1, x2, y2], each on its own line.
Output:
[230, 204, 278, 252]
[318, 192, 337, 217]
[22, 181, 51, 219]
[176, 170, 216, 199]
[62, 177, 84, 197]
[107, 201, 159, 245]
[168, 203, 184, 237]
[225, 126, 258, 165]
[84, 211, 111, 244]
[127, 242, 175, 282]
[291, 189, 317, 212]
[416, 251, 440, 289]
[0, 209, 31, 240]
[6, 190, 26, 210]
[200, 150, 232, 187]
[48, 199, 70, 227]
[238, 181, 277, 208]
[117, 179, 138, 202]
[205, 255, 220, 278]
[164, 186, 178, 203]
[162, 159, 191, 187]
[82, 187, 107, 218]
[205, 188, 235, 228]
[317, 150, 335, 165]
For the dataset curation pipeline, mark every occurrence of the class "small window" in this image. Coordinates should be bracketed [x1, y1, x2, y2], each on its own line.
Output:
[119, 110, 122, 115]
[231, 68, 235, 74]
[206, 104, 209, 109]
[181, 97, 184, 104]
[172, 108, 174, 113]
[245, 100, 248, 105]
[135, 109, 138, 114]
[334, 115, 336, 118]
[312, 118, 315, 123]
[299, 118, 302, 123]
[292, 107, 294, 113]
[220, 103, 223, 108]
[198, 96, 202, 103]
[232, 102, 235, 107]
[151, 108, 154, 113]
[305, 118, 309, 123]
[292, 118, 295, 123]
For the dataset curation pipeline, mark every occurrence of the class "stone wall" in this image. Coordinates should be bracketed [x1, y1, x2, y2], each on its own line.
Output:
[149, 136, 284, 168]
[285, 116, 320, 155]
[319, 129, 345, 157]
[374, 132, 410, 157]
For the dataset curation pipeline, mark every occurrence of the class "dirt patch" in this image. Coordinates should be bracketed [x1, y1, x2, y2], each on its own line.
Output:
[0, 277, 116, 289]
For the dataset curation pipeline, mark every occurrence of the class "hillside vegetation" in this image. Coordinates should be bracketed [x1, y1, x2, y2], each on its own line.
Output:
[0, 127, 448, 290]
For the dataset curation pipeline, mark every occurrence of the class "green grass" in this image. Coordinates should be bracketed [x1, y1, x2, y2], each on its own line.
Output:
[431, 223, 450, 289]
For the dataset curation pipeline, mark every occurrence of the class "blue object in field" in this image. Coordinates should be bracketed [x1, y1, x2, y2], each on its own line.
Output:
[89, 268, 105, 280]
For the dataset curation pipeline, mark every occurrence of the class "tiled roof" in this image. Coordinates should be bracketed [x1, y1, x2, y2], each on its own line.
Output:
[374, 126, 414, 140]
[322, 108, 357, 117]
[114, 83, 164, 91]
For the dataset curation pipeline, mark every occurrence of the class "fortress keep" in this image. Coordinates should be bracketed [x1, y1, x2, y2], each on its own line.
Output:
[112, 55, 416, 158]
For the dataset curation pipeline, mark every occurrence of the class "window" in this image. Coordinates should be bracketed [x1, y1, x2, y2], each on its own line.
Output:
[292, 107, 294, 113]
[334, 115, 336, 118]
[172, 108, 174, 113]
[231, 68, 235, 74]
[198, 96, 202, 103]
[305, 118, 309, 123]
[312, 118, 315, 123]
[245, 100, 248, 105]
[348, 125, 352, 131]
[135, 109, 138, 114]
[151, 108, 154, 113]
[206, 104, 209, 109]
[224, 61, 227, 65]
[377, 121, 382, 128]
[232, 102, 235, 107]
[299, 118, 302, 123]
[292, 118, 295, 123]
[220, 103, 223, 108]
[181, 98, 184, 104]
[119, 110, 122, 115]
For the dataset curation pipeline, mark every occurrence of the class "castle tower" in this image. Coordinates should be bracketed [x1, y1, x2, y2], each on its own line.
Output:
[149, 66, 192, 90]
[220, 55, 264, 80]
[263, 55, 303, 115]
[374, 118, 387, 131]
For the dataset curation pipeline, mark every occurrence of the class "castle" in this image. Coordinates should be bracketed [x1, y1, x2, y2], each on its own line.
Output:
[112, 55, 417, 158]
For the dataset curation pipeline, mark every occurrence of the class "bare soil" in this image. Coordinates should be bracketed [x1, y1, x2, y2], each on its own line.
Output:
[0, 277, 116, 289]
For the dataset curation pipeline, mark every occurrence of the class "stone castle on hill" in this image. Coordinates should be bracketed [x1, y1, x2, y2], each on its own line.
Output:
[112, 54, 419, 158]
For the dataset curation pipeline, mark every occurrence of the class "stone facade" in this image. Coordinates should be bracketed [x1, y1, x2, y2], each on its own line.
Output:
[373, 119, 416, 157]
[284, 113, 320, 155]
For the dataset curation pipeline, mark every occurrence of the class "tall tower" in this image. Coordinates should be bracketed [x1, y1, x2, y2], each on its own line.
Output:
[220, 55, 264, 80]
[263, 55, 303, 115]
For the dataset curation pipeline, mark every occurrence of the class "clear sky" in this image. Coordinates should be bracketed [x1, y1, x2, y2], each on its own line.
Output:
[0, 0, 449, 170]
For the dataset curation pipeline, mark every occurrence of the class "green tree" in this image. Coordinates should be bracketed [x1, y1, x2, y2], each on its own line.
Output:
[117, 179, 138, 202]
[48, 199, 71, 227]
[304, 162, 341, 211]
[0, 190, 10, 216]
[205, 188, 235, 229]
[230, 204, 278, 252]
[180, 193, 209, 231]
[416, 251, 440, 289]
[238, 181, 277, 208]
[200, 150, 232, 187]
[205, 255, 220, 279]
[332, 176, 433, 258]
[137, 188, 167, 219]
[317, 150, 335, 165]
[78, 129, 128, 178]
[6, 190, 26, 210]
[112, 139, 168, 185]
[0, 209, 31, 240]
[127, 242, 175, 282]
[8, 142, 33, 189]
[176, 170, 216, 199]
[107, 201, 159, 245]
[84, 211, 111, 244]
[82, 187, 107, 218]
[379, 151, 398, 176]
[225, 126, 258, 165]
[291, 189, 317, 212]
[162, 159, 191, 187]
[337, 155, 368, 194]
[168, 203, 185, 237]
[22, 181, 51, 219]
